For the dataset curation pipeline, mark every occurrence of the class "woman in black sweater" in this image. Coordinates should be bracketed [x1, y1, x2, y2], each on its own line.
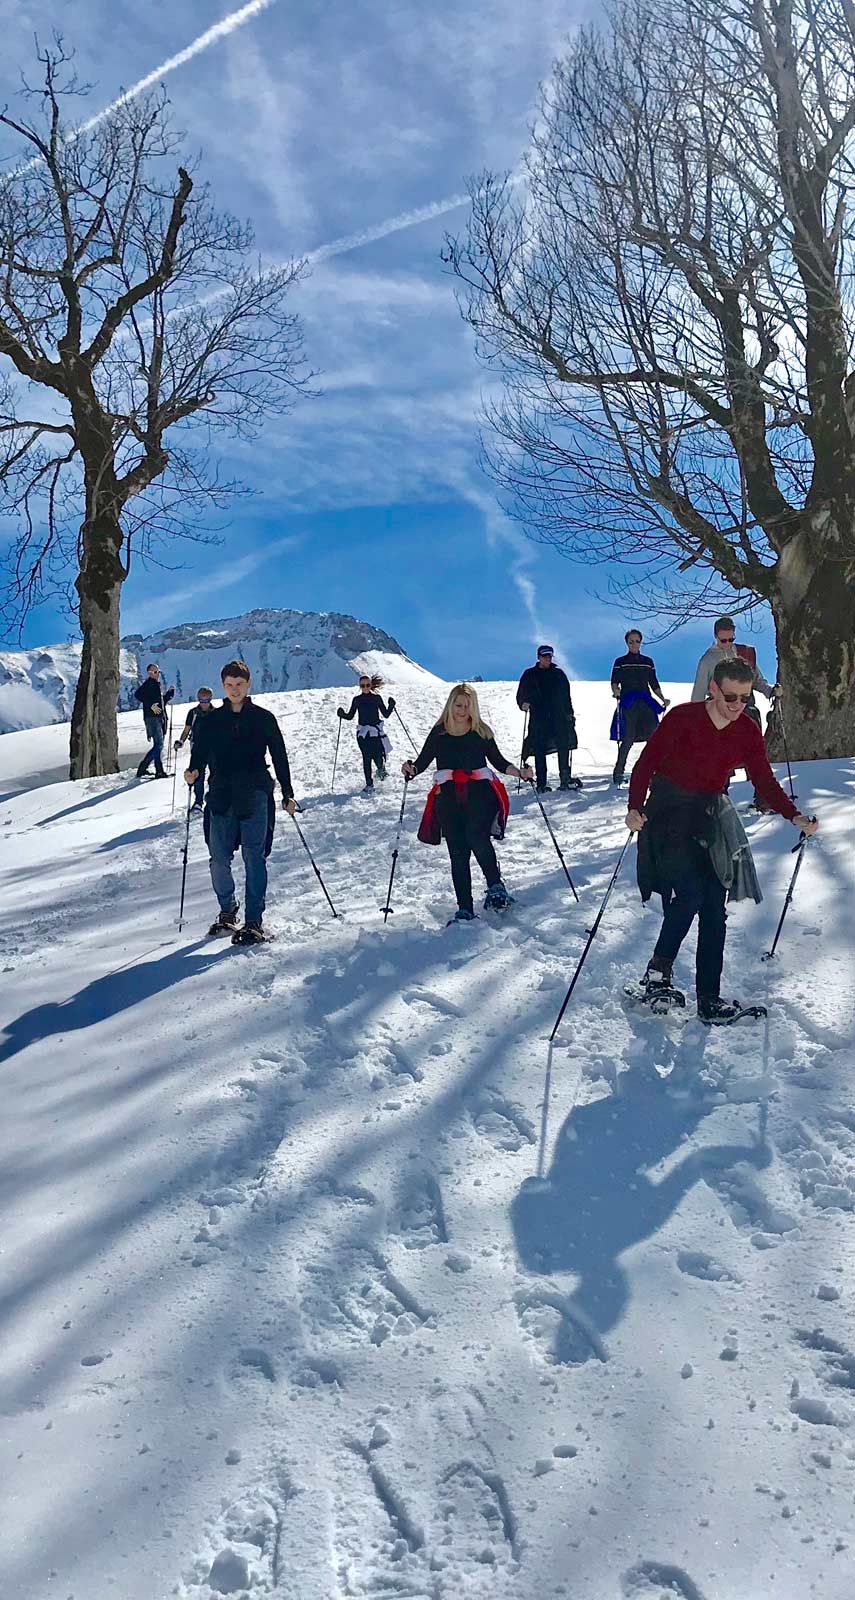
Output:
[337, 674, 396, 790]
[403, 683, 532, 922]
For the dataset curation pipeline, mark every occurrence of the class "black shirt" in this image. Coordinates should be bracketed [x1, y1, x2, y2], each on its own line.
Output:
[341, 691, 393, 728]
[183, 703, 214, 735]
[190, 698, 293, 812]
[134, 678, 175, 717]
[412, 725, 513, 781]
[610, 652, 664, 699]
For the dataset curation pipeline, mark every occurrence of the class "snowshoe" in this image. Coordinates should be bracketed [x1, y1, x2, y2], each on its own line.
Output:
[560, 777, 584, 791]
[698, 996, 767, 1026]
[624, 970, 686, 1016]
[231, 921, 269, 946]
[447, 908, 477, 926]
[484, 881, 514, 912]
[536, 784, 553, 794]
[208, 905, 240, 937]
[377, 765, 388, 781]
[361, 783, 375, 794]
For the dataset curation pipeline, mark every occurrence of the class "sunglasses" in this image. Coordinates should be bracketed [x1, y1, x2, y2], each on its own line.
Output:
[720, 691, 751, 704]
[537, 652, 554, 660]
[198, 696, 213, 704]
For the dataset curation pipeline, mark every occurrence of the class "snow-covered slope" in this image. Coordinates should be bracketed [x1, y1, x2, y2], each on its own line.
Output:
[1, 680, 853, 1600]
[0, 641, 139, 734]
[0, 607, 440, 734]
[125, 607, 441, 701]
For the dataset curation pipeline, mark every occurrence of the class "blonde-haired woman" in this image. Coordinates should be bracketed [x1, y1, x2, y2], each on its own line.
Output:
[403, 684, 532, 923]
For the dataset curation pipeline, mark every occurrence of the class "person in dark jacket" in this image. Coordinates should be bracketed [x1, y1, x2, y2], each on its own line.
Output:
[185, 659, 296, 944]
[403, 682, 532, 923]
[337, 674, 396, 790]
[516, 645, 580, 792]
[610, 629, 670, 786]
[626, 658, 818, 1023]
[134, 663, 175, 778]
[174, 686, 215, 810]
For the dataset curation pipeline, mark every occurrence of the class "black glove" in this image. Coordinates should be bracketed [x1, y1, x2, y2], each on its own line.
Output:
[387, 697, 396, 710]
[173, 740, 182, 751]
[336, 707, 345, 718]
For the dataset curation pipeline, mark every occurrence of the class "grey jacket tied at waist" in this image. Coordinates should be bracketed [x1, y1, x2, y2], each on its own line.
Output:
[706, 793, 762, 904]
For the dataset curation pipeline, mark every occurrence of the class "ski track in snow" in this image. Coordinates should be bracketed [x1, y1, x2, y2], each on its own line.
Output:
[1, 680, 854, 1598]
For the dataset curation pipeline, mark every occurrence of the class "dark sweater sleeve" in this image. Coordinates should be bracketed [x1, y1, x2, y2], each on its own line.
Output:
[379, 698, 394, 718]
[163, 686, 175, 705]
[742, 721, 798, 820]
[341, 697, 359, 721]
[134, 684, 145, 704]
[610, 659, 622, 693]
[485, 737, 514, 775]
[265, 714, 293, 799]
[649, 664, 665, 700]
[411, 726, 439, 776]
[627, 712, 675, 812]
[515, 672, 530, 710]
[190, 712, 212, 770]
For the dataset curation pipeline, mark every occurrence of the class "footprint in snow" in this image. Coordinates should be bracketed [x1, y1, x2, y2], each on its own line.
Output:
[621, 1560, 708, 1599]
[467, 1086, 536, 1153]
[300, 1248, 434, 1348]
[395, 1169, 449, 1249]
[515, 1286, 607, 1366]
[676, 1249, 740, 1284]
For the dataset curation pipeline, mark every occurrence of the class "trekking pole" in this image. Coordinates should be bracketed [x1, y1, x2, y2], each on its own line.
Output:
[381, 779, 409, 920]
[165, 704, 174, 775]
[526, 778, 579, 901]
[171, 742, 180, 812]
[392, 705, 418, 755]
[776, 696, 797, 804]
[517, 710, 529, 794]
[550, 832, 633, 1041]
[761, 826, 814, 961]
[331, 715, 343, 793]
[177, 787, 193, 931]
[290, 812, 340, 918]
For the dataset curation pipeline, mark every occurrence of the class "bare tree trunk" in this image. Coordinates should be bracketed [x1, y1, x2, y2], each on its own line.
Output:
[69, 507, 125, 779]
[768, 556, 855, 762]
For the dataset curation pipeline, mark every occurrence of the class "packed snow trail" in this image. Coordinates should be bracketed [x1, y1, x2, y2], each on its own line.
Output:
[1, 681, 854, 1600]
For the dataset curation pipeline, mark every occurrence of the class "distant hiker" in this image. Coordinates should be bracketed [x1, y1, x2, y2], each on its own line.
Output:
[174, 686, 215, 811]
[185, 660, 295, 945]
[134, 663, 175, 779]
[403, 682, 532, 923]
[691, 615, 781, 809]
[516, 645, 580, 792]
[626, 658, 818, 1024]
[610, 629, 669, 786]
[337, 674, 395, 791]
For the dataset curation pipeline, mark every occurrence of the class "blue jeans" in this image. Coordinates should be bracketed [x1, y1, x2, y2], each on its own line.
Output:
[208, 789, 269, 924]
[141, 714, 165, 771]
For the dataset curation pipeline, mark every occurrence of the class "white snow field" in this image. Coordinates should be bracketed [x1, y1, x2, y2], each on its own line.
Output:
[1, 679, 854, 1600]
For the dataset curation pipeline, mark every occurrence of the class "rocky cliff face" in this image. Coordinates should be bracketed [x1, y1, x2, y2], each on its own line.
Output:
[0, 608, 437, 732]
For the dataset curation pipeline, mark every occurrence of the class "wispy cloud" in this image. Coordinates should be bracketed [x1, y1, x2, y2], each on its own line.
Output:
[122, 533, 300, 633]
[307, 192, 471, 264]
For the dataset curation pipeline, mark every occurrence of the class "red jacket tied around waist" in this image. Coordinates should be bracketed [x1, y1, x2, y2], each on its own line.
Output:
[418, 768, 510, 846]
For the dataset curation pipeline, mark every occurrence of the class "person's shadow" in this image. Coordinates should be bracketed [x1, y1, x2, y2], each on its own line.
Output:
[0, 941, 221, 1066]
[512, 1066, 769, 1358]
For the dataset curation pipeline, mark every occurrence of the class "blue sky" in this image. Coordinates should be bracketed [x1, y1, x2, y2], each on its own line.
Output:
[0, 0, 776, 683]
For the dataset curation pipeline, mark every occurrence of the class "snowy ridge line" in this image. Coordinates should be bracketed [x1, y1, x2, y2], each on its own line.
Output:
[1, 678, 853, 1600]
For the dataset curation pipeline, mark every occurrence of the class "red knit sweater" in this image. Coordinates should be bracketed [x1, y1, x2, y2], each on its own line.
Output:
[628, 701, 798, 820]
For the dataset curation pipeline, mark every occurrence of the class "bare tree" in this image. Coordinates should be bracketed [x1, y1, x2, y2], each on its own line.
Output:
[445, 0, 855, 758]
[0, 42, 309, 777]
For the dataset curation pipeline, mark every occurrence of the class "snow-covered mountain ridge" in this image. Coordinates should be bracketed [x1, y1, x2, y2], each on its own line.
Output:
[0, 607, 439, 734]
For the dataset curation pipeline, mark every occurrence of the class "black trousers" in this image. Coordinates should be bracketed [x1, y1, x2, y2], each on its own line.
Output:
[612, 735, 636, 781]
[651, 847, 727, 999]
[533, 740, 571, 788]
[359, 735, 385, 786]
[437, 784, 501, 913]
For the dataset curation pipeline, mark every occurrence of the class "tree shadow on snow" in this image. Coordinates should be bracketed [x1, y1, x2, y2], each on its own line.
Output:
[0, 940, 221, 1065]
[512, 1063, 771, 1353]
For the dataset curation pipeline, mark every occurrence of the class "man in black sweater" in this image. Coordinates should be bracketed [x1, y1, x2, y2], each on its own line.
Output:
[516, 645, 579, 792]
[185, 659, 296, 944]
[134, 663, 175, 778]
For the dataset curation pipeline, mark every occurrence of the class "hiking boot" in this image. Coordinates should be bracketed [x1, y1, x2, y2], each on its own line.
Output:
[208, 905, 240, 936]
[484, 880, 513, 911]
[447, 908, 476, 925]
[136, 759, 150, 778]
[232, 920, 267, 946]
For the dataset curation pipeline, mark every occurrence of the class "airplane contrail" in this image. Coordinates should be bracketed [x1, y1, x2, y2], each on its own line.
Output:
[71, 0, 280, 141]
[307, 192, 471, 263]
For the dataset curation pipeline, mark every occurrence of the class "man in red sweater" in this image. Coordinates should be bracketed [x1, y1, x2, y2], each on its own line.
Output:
[626, 658, 818, 1023]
